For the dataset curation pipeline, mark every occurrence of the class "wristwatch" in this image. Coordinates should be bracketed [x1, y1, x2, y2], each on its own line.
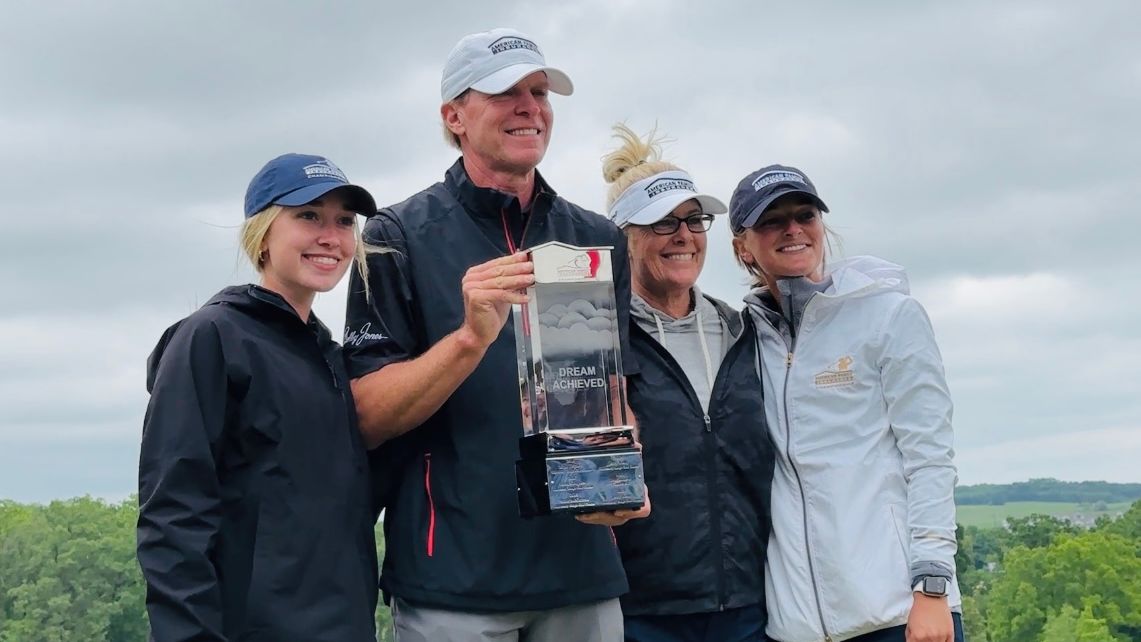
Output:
[912, 576, 949, 597]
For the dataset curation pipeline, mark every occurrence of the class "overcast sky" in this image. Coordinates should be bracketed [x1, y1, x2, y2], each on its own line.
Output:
[2, 0, 1138, 502]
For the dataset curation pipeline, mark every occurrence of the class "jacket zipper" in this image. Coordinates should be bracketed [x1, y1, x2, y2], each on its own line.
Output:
[423, 452, 436, 557]
[703, 411, 728, 610]
[640, 320, 744, 611]
[773, 300, 832, 642]
[500, 205, 534, 255]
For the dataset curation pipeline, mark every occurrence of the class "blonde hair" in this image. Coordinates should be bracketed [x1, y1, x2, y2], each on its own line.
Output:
[240, 204, 380, 298]
[601, 123, 682, 212]
[730, 229, 767, 289]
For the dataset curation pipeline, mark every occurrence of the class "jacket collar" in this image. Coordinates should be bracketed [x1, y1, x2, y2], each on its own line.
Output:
[630, 287, 743, 338]
[443, 157, 558, 219]
[706, 295, 744, 337]
[242, 284, 334, 345]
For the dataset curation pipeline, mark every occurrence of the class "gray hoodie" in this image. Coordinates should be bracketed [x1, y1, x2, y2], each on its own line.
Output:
[630, 286, 733, 412]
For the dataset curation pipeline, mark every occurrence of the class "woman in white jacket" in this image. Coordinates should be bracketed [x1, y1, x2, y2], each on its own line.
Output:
[727, 165, 964, 642]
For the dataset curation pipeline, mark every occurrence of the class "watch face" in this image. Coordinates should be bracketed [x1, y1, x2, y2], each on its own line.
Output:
[923, 576, 948, 595]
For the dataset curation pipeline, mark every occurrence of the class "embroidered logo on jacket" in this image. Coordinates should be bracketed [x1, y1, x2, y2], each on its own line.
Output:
[814, 356, 856, 388]
[344, 322, 388, 347]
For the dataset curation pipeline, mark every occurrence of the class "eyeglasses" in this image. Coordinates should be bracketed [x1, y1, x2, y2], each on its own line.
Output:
[752, 209, 818, 232]
[647, 213, 715, 236]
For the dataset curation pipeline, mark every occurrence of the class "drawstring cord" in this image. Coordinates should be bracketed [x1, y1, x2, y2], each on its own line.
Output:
[651, 300, 715, 396]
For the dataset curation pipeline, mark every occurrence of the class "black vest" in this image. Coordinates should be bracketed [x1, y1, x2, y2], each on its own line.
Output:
[617, 298, 775, 616]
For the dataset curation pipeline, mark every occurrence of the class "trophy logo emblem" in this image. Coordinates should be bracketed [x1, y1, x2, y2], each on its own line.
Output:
[555, 250, 602, 280]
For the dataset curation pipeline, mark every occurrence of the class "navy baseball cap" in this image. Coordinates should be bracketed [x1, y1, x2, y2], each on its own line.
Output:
[729, 164, 829, 233]
[244, 153, 377, 219]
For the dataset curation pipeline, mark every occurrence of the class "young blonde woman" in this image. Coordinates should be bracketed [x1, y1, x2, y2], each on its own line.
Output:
[137, 153, 381, 641]
[729, 165, 964, 642]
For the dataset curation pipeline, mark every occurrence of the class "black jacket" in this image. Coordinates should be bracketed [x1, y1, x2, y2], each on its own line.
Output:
[615, 297, 775, 616]
[138, 285, 377, 642]
[343, 159, 637, 612]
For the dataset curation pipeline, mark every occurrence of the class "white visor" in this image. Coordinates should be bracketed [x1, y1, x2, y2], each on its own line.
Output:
[607, 170, 728, 229]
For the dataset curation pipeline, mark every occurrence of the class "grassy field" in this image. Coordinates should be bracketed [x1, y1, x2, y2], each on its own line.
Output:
[956, 501, 1134, 528]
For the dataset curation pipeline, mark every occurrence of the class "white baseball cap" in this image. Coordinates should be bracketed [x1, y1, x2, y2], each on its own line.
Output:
[441, 28, 574, 102]
[608, 170, 728, 229]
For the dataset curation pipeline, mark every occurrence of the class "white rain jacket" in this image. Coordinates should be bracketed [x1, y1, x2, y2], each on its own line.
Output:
[744, 256, 961, 642]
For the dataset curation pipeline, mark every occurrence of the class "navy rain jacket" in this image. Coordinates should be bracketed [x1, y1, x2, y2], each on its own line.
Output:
[616, 297, 775, 616]
[138, 285, 377, 642]
[343, 159, 637, 612]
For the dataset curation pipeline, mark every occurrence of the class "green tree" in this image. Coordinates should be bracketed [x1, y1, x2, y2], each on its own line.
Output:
[969, 524, 1011, 566]
[0, 500, 37, 627]
[954, 524, 975, 576]
[985, 531, 1141, 642]
[375, 525, 395, 642]
[3, 498, 396, 641]
[1005, 513, 1079, 549]
[0, 497, 147, 642]
[959, 594, 989, 642]
[955, 479, 1141, 505]
[1098, 500, 1141, 542]
[1040, 604, 1118, 642]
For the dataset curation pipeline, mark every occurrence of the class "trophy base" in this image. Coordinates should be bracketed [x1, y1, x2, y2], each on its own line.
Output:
[516, 441, 645, 518]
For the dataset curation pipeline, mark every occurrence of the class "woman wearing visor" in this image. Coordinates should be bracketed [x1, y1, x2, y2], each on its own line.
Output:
[603, 124, 775, 642]
[728, 165, 963, 642]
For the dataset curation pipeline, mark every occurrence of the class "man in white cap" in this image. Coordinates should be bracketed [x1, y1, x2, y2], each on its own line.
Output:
[343, 28, 647, 641]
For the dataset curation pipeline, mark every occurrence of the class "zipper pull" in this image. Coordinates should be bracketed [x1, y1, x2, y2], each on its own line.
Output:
[786, 352, 794, 368]
[703, 414, 712, 432]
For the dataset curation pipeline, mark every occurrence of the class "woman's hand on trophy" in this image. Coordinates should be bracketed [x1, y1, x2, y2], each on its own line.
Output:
[574, 485, 652, 527]
[457, 252, 534, 350]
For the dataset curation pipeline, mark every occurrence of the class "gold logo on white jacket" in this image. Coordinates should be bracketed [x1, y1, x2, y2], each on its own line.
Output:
[814, 355, 856, 388]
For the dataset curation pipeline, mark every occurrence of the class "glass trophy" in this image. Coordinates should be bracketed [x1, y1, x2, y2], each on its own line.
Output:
[513, 241, 646, 517]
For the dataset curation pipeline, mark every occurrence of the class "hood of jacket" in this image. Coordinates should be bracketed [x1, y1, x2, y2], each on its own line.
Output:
[630, 285, 741, 339]
[146, 284, 332, 392]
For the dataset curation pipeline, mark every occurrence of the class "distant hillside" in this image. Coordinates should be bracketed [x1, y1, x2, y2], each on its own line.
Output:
[956, 501, 1133, 528]
[956, 478, 1141, 505]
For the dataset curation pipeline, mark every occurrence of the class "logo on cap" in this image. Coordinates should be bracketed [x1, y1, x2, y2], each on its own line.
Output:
[645, 176, 696, 199]
[303, 160, 348, 182]
[752, 170, 807, 191]
[488, 36, 540, 55]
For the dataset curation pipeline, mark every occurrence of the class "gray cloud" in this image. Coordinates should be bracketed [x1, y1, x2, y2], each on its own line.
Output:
[1, 0, 1138, 500]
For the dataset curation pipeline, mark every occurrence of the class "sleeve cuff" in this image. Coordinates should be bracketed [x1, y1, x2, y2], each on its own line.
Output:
[910, 560, 953, 587]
